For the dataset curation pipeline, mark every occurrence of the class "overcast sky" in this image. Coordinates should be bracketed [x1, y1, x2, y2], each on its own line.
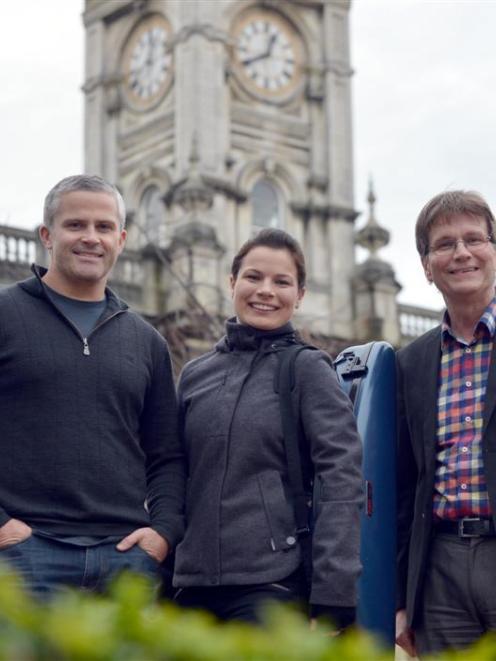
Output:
[1, 0, 495, 310]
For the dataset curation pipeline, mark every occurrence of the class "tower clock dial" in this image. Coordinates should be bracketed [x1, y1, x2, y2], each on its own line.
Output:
[232, 9, 304, 102]
[122, 15, 172, 111]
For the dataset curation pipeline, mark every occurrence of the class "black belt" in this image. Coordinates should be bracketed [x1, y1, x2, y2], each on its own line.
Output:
[436, 517, 496, 538]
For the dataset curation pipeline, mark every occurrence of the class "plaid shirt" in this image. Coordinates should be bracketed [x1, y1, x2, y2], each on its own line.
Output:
[433, 297, 496, 520]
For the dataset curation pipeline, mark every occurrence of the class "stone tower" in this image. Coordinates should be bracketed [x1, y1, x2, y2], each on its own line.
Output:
[83, 0, 357, 340]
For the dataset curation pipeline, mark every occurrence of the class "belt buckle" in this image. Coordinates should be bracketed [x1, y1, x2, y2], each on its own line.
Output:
[458, 517, 482, 538]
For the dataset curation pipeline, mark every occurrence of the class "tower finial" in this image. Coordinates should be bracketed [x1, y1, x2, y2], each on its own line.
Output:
[355, 177, 390, 256]
[367, 175, 376, 218]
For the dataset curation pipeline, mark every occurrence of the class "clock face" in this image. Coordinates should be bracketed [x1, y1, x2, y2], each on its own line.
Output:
[122, 15, 172, 110]
[232, 10, 304, 101]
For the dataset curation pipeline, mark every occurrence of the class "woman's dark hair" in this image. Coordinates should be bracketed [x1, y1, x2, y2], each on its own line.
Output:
[231, 228, 306, 289]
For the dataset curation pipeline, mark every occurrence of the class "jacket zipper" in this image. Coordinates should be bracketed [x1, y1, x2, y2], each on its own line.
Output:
[33, 268, 126, 357]
[80, 310, 125, 356]
[218, 349, 266, 577]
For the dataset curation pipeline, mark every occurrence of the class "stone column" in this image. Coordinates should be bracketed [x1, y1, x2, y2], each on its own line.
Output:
[173, 1, 229, 177]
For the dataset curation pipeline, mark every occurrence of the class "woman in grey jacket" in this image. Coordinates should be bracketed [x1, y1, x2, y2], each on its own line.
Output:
[173, 229, 362, 630]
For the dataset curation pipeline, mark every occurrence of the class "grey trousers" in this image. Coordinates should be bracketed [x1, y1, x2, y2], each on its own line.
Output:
[415, 532, 496, 656]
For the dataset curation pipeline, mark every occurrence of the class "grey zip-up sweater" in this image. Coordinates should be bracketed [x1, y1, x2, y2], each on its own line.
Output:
[0, 267, 185, 546]
[173, 320, 362, 608]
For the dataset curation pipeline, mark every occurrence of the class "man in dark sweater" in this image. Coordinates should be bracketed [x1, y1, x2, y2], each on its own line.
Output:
[0, 175, 185, 597]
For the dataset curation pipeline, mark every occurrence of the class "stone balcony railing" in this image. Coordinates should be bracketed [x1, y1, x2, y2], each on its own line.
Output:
[0, 224, 38, 283]
[398, 302, 442, 345]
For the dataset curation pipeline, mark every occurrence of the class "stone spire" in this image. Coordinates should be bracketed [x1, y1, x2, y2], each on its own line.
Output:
[353, 179, 401, 344]
[355, 178, 390, 257]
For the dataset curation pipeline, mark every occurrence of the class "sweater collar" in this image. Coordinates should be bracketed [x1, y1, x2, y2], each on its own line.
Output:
[18, 264, 128, 315]
[217, 317, 297, 352]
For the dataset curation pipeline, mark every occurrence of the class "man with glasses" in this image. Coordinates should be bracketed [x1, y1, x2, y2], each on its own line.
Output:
[396, 190, 496, 657]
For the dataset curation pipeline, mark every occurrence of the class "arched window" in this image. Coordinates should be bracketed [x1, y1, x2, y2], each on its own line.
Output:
[250, 179, 283, 230]
[139, 185, 165, 244]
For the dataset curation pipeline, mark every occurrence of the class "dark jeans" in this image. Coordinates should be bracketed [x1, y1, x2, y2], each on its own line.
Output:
[0, 534, 161, 599]
[415, 532, 496, 656]
[174, 568, 307, 624]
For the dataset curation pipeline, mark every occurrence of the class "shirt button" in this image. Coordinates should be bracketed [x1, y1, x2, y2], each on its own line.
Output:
[465, 347, 472, 353]
[465, 381, 472, 387]
[460, 483, 468, 490]
[286, 536, 296, 546]
[465, 416, 472, 423]
[461, 446, 469, 453]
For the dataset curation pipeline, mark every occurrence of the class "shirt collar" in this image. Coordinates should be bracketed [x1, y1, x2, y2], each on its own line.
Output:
[441, 295, 496, 347]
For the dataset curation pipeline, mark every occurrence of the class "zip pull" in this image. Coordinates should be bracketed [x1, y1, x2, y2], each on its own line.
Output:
[83, 338, 90, 356]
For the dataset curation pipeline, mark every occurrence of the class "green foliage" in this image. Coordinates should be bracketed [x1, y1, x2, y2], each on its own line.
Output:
[0, 564, 494, 660]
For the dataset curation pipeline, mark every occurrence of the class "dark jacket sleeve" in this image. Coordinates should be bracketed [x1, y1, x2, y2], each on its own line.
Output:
[0, 311, 11, 527]
[396, 350, 418, 611]
[140, 334, 186, 548]
[297, 351, 363, 607]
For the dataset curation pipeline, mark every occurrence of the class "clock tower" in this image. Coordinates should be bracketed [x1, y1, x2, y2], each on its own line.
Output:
[83, 0, 357, 341]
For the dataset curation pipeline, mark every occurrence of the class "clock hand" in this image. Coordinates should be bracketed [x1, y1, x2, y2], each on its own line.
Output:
[241, 50, 271, 66]
[266, 33, 277, 56]
[241, 32, 278, 66]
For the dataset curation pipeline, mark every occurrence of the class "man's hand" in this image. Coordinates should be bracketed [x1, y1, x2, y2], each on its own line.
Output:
[116, 527, 169, 563]
[0, 518, 32, 549]
[396, 608, 417, 657]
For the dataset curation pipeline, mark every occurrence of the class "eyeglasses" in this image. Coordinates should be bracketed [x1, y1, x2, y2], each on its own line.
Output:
[428, 235, 494, 256]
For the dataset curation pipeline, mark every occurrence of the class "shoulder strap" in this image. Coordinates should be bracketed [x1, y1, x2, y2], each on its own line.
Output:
[275, 344, 315, 537]
[275, 344, 317, 594]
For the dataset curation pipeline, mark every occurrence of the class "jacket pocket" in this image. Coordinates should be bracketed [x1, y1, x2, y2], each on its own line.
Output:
[257, 471, 297, 552]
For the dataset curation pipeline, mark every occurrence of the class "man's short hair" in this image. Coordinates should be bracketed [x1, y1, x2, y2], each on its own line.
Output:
[416, 190, 496, 257]
[43, 175, 126, 230]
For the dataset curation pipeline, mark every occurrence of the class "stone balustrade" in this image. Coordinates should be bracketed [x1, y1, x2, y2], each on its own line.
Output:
[398, 303, 442, 345]
[0, 224, 37, 283]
